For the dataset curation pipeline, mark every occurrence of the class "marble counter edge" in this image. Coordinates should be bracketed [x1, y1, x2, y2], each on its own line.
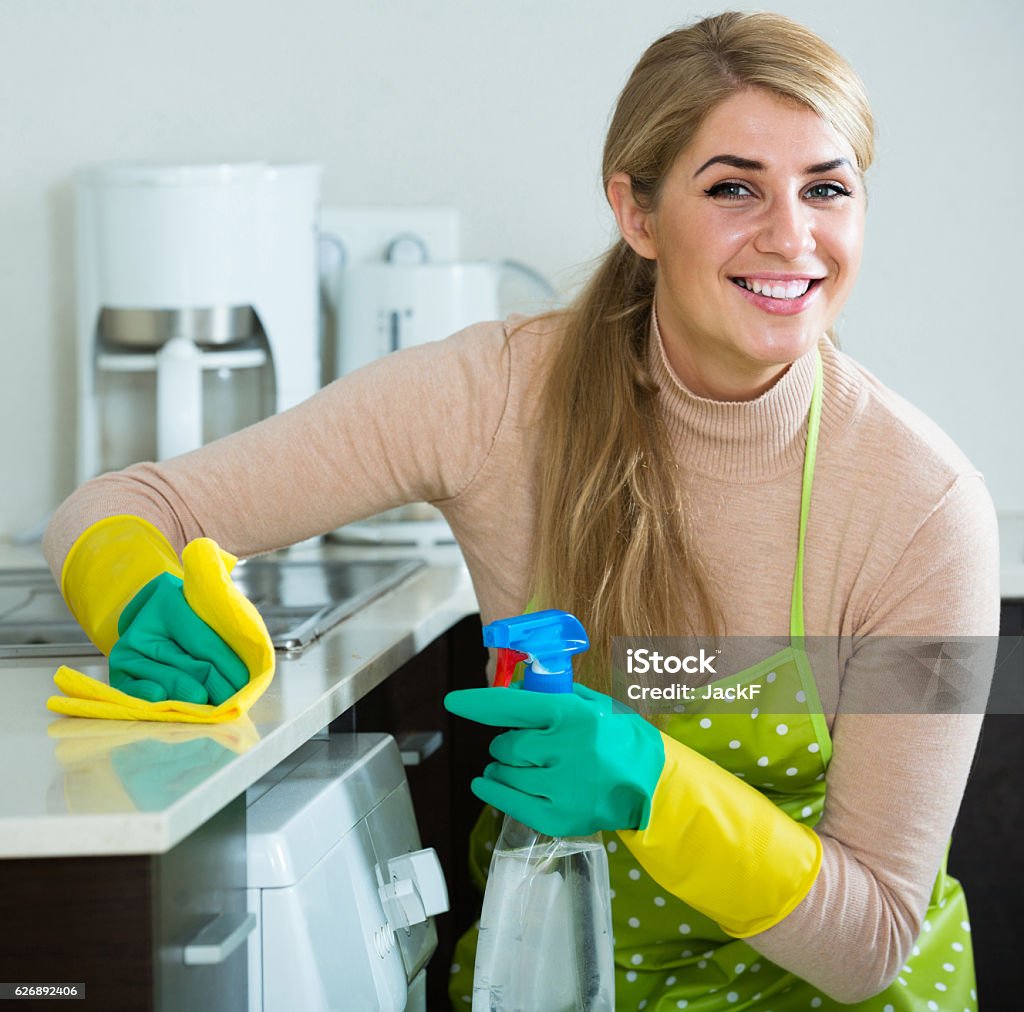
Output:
[1, 562, 478, 859]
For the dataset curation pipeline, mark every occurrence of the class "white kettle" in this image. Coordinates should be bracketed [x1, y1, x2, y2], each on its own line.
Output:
[335, 260, 553, 377]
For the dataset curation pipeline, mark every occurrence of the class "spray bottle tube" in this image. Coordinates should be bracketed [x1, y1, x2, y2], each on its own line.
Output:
[472, 610, 615, 1012]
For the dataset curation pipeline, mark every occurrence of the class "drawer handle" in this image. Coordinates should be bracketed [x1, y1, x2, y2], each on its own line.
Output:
[183, 911, 257, 966]
[397, 730, 443, 766]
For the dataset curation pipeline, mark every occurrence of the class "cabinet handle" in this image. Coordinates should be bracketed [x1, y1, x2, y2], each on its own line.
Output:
[397, 730, 443, 766]
[182, 911, 257, 966]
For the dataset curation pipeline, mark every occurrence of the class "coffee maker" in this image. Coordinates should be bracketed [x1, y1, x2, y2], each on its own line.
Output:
[74, 163, 322, 483]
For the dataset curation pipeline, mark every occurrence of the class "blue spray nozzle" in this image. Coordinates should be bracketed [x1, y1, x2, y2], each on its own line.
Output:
[483, 609, 589, 693]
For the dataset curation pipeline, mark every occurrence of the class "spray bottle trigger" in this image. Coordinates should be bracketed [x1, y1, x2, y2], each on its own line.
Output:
[494, 648, 530, 688]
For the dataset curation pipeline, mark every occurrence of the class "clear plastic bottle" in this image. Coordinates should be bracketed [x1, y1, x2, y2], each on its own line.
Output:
[472, 819, 615, 1011]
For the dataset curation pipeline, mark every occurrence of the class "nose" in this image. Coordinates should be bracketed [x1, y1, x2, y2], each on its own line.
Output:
[753, 194, 815, 260]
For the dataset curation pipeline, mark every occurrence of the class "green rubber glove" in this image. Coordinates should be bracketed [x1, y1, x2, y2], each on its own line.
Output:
[109, 572, 249, 706]
[444, 682, 665, 838]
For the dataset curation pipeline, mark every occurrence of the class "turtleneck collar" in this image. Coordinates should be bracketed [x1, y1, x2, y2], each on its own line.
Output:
[649, 309, 850, 482]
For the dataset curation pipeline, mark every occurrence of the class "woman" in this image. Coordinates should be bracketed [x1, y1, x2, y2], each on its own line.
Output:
[45, 11, 998, 1010]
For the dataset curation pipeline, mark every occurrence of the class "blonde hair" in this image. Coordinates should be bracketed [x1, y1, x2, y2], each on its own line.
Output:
[530, 11, 874, 690]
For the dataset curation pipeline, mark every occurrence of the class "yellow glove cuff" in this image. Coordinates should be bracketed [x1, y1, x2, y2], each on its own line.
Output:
[61, 515, 184, 654]
[617, 731, 822, 937]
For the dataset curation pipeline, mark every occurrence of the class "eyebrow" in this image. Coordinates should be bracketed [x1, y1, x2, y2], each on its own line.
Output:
[693, 155, 853, 178]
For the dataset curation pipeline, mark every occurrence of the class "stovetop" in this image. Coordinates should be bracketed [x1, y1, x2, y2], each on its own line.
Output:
[0, 556, 425, 659]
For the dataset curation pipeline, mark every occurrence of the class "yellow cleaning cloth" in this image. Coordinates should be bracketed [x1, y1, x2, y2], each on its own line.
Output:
[47, 538, 275, 724]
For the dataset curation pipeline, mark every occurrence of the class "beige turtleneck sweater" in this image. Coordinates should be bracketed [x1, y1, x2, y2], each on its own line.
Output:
[44, 313, 1000, 1003]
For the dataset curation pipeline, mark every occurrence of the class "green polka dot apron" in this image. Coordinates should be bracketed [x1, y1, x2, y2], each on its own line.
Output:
[449, 351, 978, 1011]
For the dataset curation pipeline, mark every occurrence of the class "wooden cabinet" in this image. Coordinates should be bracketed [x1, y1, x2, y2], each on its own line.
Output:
[0, 797, 248, 1012]
[946, 602, 1024, 1006]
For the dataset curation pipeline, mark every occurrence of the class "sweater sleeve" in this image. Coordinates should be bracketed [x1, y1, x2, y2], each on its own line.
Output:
[43, 320, 512, 577]
[744, 473, 1000, 1003]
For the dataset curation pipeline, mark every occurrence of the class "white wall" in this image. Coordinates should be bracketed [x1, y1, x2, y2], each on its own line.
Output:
[1, 0, 1021, 536]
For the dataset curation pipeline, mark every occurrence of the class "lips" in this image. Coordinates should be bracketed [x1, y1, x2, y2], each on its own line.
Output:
[729, 276, 824, 316]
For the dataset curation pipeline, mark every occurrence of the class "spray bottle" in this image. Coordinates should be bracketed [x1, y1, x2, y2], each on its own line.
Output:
[472, 610, 615, 1012]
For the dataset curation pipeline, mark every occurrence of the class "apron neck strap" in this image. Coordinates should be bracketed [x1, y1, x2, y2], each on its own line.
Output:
[790, 348, 824, 644]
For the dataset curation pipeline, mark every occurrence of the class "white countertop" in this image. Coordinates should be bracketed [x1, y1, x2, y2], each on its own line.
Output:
[0, 541, 477, 859]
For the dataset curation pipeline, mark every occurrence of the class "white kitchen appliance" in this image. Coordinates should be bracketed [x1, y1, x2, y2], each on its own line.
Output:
[74, 162, 322, 483]
[335, 260, 554, 377]
[245, 733, 448, 1012]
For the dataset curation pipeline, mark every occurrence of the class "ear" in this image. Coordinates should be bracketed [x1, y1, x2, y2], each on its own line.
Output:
[607, 172, 658, 260]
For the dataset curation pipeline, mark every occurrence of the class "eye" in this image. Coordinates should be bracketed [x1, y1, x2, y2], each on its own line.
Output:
[804, 182, 853, 201]
[703, 181, 754, 201]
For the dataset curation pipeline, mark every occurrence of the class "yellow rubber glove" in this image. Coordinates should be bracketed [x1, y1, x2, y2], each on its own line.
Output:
[617, 733, 822, 937]
[49, 516, 275, 724]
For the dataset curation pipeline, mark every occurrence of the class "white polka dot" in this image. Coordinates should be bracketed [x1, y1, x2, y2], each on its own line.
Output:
[639, 1002, 647, 1010]
[807, 742, 820, 753]
[678, 923, 691, 934]
[676, 1002, 688, 1010]
[631, 953, 643, 965]
[673, 705, 685, 713]
[697, 960, 707, 969]
[902, 964, 913, 973]
[795, 690, 806, 703]
[776, 723, 789, 735]
[700, 718, 712, 729]
[665, 976, 677, 986]
[815, 772, 825, 780]
[935, 983, 947, 992]
[461, 997, 471, 1005]
[913, 946, 921, 956]
[484, 841, 493, 851]
[951, 942, 964, 952]
[928, 1002, 939, 1011]
[450, 963, 461, 974]
[751, 707, 760, 718]
[762, 782, 774, 787]
[897, 977, 907, 986]
[735, 771, 745, 777]
[703, 951, 714, 958]
[801, 806, 813, 817]
[628, 917, 640, 928]
[971, 989, 977, 1000]
[943, 962, 955, 972]
[654, 896, 666, 907]
[923, 919, 932, 932]
[606, 840, 618, 853]
[734, 963, 746, 974]
[628, 868, 641, 880]
[961, 920, 971, 932]
[727, 992, 739, 1003]
[766, 671, 777, 683]
[610, 889, 616, 899]
[786, 767, 799, 776]
[750, 963, 761, 972]
[626, 971, 637, 983]
[811, 999, 822, 1009]
[757, 756, 770, 767]
[682, 950, 693, 957]
[729, 739, 742, 749]
[883, 1006, 894, 1012]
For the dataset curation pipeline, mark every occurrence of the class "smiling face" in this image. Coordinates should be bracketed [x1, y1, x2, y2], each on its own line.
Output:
[608, 88, 867, 400]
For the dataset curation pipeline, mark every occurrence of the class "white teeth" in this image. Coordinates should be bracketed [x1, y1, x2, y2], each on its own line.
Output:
[736, 278, 813, 299]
